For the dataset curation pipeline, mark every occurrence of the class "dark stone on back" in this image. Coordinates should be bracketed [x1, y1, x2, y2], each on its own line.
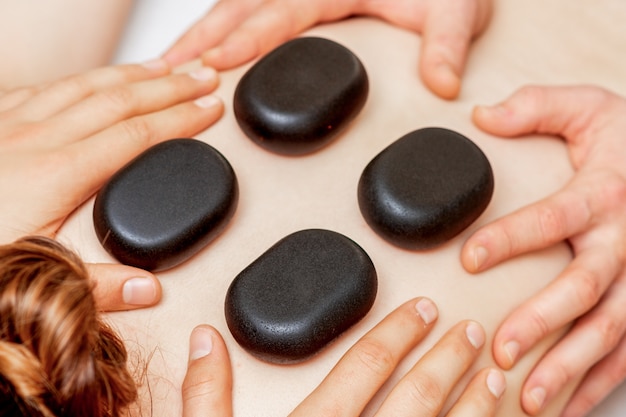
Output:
[358, 127, 494, 250]
[93, 138, 238, 271]
[234, 37, 369, 155]
[225, 229, 377, 363]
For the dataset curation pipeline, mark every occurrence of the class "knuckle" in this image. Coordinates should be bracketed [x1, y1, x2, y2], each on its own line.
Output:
[118, 117, 153, 148]
[573, 394, 598, 415]
[493, 225, 517, 259]
[404, 373, 444, 414]
[182, 370, 221, 401]
[431, 29, 470, 54]
[535, 204, 567, 244]
[582, 86, 614, 107]
[606, 358, 626, 386]
[595, 173, 626, 211]
[475, 223, 516, 260]
[527, 304, 551, 339]
[550, 358, 576, 388]
[14, 86, 40, 100]
[570, 268, 602, 310]
[53, 73, 95, 97]
[351, 337, 397, 379]
[5, 122, 44, 145]
[98, 86, 136, 112]
[516, 85, 546, 107]
[595, 316, 623, 352]
[442, 324, 475, 357]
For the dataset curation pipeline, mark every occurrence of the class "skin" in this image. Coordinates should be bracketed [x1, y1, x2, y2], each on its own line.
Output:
[163, 0, 493, 100]
[97, 17, 579, 417]
[0, 60, 224, 311]
[181, 298, 507, 416]
[5, 2, 621, 414]
[0, 54, 504, 416]
[462, 85, 626, 416]
[0, 0, 133, 90]
[163, 3, 626, 413]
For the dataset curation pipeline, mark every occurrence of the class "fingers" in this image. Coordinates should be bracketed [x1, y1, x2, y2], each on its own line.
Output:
[461, 181, 592, 273]
[42, 66, 219, 147]
[4, 60, 170, 122]
[168, 0, 358, 70]
[62, 92, 223, 201]
[0, 86, 41, 113]
[163, 0, 266, 66]
[290, 297, 439, 416]
[420, 0, 491, 99]
[461, 164, 626, 273]
[491, 246, 621, 371]
[87, 263, 161, 311]
[182, 325, 233, 417]
[199, 0, 355, 70]
[560, 332, 626, 417]
[166, 0, 493, 99]
[375, 321, 487, 417]
[446, 368, 506, 417]
[520, 278, 626, 415]
[471, 85, 615, 141]
[199, 0, 317, 70]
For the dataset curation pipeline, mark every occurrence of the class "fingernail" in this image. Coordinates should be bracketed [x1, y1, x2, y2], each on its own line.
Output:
[473, 245, 489, 271]
[194, 95, 221, 108]
[415, 298, 438, 325]
[466, 321, 485, 349]
[142, 58, 168, 71]
[189, 66, 217, 81]
[529, 386, 546, 411]
[190, 327, 214, 360]
[486, 369, 506, 399]
[503, 340, 520, 365]
[122, 277, 157, 306]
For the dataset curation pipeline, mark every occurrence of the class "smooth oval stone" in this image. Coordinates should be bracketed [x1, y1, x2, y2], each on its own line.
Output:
[233, 36, 369, 155]
[225, 229, 377, 363]
[93, 138, 238, 271]
[358, 127, 494, 250]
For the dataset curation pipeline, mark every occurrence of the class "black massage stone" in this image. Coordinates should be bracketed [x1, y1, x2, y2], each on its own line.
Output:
[358, 127, 494, 250]
[225, 229, 377, 363]
[233, 37, 369, 155]
[93, 138, 238, 271]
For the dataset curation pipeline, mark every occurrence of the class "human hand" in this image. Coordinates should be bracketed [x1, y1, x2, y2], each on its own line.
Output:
[460, 85, 626, 416]
[0, 60, 224, 311]
[181, 298, 506, 416]
[163, 0, 493, 99]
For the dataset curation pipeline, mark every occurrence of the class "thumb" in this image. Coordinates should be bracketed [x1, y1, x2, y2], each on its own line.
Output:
[86, 263, 161, 311]
[182, 325, 233, 417]
[419, 0, 491, 99]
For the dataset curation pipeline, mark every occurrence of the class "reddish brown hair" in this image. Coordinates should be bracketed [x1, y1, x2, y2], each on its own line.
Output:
[0, 236, 137, 416]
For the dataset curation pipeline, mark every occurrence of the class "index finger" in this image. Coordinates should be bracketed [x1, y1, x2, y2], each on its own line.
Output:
[198, 0, 356, 70]
[163, 0, 265, 66]
[461, 180, 592, 273]
[290, 297, 439, 417]
[376, 320, 486, 416]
